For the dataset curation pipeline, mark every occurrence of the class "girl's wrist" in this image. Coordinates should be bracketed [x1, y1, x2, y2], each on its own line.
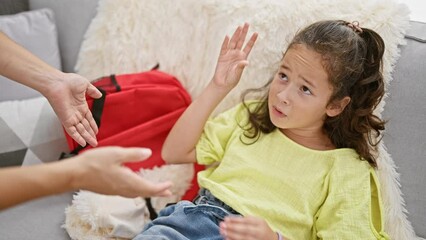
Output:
[210, 78, 237, 93]
[205, 81, 233, 99]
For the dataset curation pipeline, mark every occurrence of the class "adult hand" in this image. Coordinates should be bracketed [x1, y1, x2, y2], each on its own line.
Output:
[219, 216, 278, 240]
[213, 23, 257, 90]
[68, 146, 173, 198]
[0, 32, 101, 147]
[44, 72, 102, 147]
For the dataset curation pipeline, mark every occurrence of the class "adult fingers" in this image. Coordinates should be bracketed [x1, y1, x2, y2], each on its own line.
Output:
[76, 122, 96, 147]
[66, 125, 86, 147]
[80, 118, 96, 141]
[119, 169, 173, 197]
[138, 180, 173, 197]
[85, 110, 99, 135]
[115, 147, 153, 164]
[81, 147, 151, 162]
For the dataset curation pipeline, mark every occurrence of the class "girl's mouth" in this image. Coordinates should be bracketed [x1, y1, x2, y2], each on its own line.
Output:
[272, 106, 287, 117]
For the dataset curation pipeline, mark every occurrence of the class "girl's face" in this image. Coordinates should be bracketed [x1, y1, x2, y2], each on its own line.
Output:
[268, 44, 342, 135]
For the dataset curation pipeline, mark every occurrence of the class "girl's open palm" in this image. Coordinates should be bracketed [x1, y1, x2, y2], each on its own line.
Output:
[213, 23, 258, 89]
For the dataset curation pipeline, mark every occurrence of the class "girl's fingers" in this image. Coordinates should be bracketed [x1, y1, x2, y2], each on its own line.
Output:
[235, 60, 249, 72]
[223, 223, 254, 240]
[243, 33, 258, 56]
[222, 23, 257, 56]
[219, 35, 230, 56]
[225, 216, 249, 224]
[229, 26, 242, 49]
[236, 23, 249, 50]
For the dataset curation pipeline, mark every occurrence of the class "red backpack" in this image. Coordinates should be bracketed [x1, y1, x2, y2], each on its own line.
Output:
[61, 68, 203, 201]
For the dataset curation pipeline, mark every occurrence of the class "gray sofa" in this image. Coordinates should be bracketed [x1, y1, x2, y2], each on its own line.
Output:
[0, 0, 424, 239]
[383, 21, 426, 238]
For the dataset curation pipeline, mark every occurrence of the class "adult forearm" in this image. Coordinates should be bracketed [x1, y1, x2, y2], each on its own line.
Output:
[0, 161, 74, 210]
[162, 81, 231, 164]
[0, 32, 62, 95]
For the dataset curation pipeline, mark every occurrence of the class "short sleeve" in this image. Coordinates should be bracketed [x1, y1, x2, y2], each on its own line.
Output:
[315, 161, 389, 240]
[195, 103, 247, 165]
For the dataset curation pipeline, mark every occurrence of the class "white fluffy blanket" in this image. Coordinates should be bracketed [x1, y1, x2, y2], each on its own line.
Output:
[70, 0, 419, 239]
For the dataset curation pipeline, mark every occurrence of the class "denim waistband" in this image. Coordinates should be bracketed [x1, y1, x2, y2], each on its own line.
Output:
[193, 188, 240, 215]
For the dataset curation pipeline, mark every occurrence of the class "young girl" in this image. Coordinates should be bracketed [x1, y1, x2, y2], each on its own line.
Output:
[134, 20, 389, 240]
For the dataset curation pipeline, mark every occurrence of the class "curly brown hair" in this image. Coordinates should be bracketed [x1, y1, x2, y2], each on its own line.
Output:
[241, 20, 386, 167]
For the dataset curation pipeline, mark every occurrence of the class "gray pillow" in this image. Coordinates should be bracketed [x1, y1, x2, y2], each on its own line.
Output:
[29, 0, 99, 73]
[0, 8, 61, 101]
[0, 96, 68, 167]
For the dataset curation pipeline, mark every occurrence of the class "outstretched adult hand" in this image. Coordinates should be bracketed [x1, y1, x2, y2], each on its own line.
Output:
[45, 73, 102, 147]
[69, 147, 173, 198]
[0, 32, 101, 147]
[213, 23, 258, 90]
[219, 216, 279, 240]
[0, 146, 173, 209]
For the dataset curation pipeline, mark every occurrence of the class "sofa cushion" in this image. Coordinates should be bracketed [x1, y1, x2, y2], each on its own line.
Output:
[383, 20, 426, 238]
[29, 0, 99, 73]
[0, 8, 61, 101]
[0, 192, 73, 239]
[0, 97, 68, 168]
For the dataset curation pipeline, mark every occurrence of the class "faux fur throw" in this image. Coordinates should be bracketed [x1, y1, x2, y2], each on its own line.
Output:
[74, 0, 418, 239]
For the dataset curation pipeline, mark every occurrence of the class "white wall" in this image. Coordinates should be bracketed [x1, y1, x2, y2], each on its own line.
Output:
[399, 0, 426, 22]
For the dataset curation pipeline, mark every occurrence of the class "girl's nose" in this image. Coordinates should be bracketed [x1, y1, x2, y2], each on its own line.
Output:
[277, 86, 292, 105]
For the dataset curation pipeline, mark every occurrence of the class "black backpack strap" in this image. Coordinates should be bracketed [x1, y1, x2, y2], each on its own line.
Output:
[91, 87, 106, 129]
[151, 63, 160, 70]
[59, 144, 85, 159]
[145, 198, 158, 220]
[110, 74, 121, 92]
[92, 74, 121, 128]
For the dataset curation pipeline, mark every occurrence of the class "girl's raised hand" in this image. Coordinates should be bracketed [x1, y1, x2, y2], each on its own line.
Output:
[213, 23, 258, 90]
[219, 216, 278, 240]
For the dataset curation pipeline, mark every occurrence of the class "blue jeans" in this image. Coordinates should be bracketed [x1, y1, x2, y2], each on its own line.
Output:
[133, 189, 241, 240]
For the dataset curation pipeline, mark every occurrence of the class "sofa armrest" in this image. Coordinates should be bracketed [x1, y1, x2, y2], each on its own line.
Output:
[383, 20, 426, 238]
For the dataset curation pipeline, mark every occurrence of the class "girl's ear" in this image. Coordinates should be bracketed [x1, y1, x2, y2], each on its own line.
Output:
[326, 96, 351, 117]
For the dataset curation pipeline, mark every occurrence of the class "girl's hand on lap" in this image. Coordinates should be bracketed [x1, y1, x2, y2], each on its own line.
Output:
[219, 215, 278, 240]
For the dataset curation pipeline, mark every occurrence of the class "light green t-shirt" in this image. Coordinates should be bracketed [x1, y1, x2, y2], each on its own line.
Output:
[196, 102, 389, 240]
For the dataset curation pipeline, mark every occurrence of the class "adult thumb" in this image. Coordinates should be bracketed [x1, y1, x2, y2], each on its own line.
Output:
[86, 83, 103, 99]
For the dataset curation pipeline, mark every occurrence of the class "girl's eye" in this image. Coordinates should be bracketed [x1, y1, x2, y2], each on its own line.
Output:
[301, 86, 312, 95]
[279, 73, 288, 81]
